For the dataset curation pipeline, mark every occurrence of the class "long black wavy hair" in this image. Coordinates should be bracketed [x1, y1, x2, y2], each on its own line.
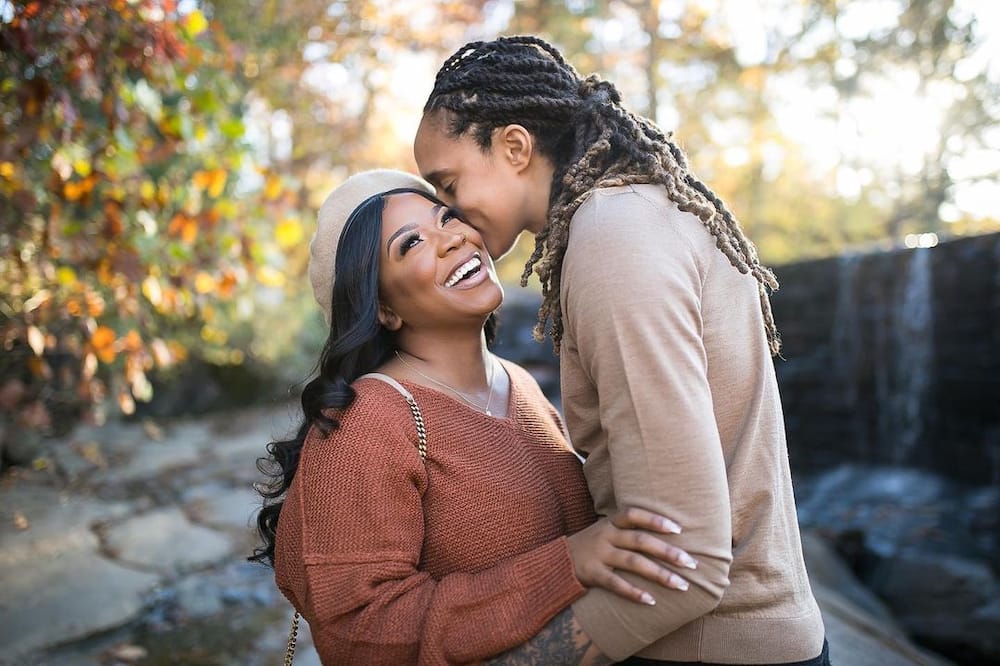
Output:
[250, 187, 497, 566]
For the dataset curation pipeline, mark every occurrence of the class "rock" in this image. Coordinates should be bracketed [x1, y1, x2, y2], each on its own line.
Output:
[174, 575, 225, 618]
[0, 485, 131, 567]
[1, 420, 46, 466]
[867, 551, 998, 661]
[91, 438, 202, 484]
[0, 542, 160, 659]
[184, 483, 260, 531]
[801, 531, 952, 666]
[104, 507, 233, 573]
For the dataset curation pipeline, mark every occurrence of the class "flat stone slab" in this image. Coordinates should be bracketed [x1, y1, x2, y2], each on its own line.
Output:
[0, 484, 131, 567]
[0, 549, 160, 659]
[184, 483, 261, 531]
[91, 439, 202, 484]
[104, 507, 233, 573]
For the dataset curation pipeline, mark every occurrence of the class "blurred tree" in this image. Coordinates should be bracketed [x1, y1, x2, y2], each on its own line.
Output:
[0, 0, 290, 432]
[501, 0, 998, 266]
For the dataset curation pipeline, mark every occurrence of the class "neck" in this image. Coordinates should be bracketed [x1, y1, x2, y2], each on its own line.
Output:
[395, 326, 491, 389]
[524, 153, 556, 234]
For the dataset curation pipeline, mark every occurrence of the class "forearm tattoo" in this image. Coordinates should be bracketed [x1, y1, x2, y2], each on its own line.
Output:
[485, 608, 613, 666]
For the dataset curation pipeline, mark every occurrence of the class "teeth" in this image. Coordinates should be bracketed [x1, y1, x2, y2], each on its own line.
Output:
[445, 256, 482, 287]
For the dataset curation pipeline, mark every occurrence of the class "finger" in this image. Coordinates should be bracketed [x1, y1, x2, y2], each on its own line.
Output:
[593, 568, 659, 606]
[612, 530, 699, 570]
[611, 506, 682, 534]
[609, 549, 691, 591]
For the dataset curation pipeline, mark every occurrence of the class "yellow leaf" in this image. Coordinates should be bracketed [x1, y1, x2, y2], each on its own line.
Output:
[200, 325, 228, 344]
[0, 162, 14, 179]
[194, 271, 215, 294]
[140, 180, 156, 201]
[264, 175, 283, 200]
[82, 352, 98, 380]
[150, 338, 172, 368]
[56, 266, 77, 286]
[184, 9, 208, 37]
[256, 265, 286, 287]
[27, 326, 45, 356]
[118, 390, 136, 415]
[275, 217, 303, 249]
[73, 159, 92, 177]
[142, 276, 162, 306]
[207, 169, 227, 198]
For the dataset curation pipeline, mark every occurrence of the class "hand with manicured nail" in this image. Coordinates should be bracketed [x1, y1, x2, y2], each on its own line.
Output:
[566, 506, 696, 605]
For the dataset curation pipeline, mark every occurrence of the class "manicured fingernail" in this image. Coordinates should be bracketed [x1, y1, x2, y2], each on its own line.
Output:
[661, 519, 681, 534]
[674, 577, 689, 591]
[681, 555, 698, 569]
[641, 592, 656, 606]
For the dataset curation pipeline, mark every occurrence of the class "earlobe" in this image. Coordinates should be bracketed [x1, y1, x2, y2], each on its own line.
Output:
[377, 303, 403, 331]
[499, 124, 534, 172]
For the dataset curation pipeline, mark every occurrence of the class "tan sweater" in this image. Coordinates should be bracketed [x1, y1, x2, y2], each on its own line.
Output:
[560, 184, 824, 663]
[274, 360, 596, 665]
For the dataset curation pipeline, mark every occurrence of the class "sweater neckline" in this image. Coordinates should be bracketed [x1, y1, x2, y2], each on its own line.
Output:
[394, 358, 519, 425]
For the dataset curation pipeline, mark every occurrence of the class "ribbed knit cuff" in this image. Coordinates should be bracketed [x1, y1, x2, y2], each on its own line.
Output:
[511, 536, 587, 633]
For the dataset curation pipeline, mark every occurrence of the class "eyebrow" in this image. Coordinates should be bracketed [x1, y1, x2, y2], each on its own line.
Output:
[385, 204, 445, 255]
[423, 170, 446, 188]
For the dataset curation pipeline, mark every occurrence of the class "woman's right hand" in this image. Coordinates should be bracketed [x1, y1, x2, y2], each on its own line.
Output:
[566, 507, 697, 605]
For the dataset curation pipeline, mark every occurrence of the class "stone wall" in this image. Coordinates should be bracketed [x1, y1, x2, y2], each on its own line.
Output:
[492, 232, 1000, 486]
[772, 233, 999, 485]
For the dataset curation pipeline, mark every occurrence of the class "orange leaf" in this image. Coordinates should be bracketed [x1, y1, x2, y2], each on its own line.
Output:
[122, 329, 142, 353]
[218, 270, 237, 297]
[207, 169, 227, 198]
[264, 175, 282, 200]
[181, 217, 198, 244]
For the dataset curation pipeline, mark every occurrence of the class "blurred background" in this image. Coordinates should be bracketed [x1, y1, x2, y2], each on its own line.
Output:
[1, 1, 997, 664]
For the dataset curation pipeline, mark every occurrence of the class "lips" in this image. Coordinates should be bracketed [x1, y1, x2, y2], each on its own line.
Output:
[445, 254, 483, 287]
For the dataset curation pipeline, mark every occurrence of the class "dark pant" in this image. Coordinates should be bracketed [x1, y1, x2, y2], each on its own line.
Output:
[619, 638, 831, 666]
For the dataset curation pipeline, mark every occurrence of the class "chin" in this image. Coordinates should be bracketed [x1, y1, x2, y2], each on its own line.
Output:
[487, 233, 522, 261]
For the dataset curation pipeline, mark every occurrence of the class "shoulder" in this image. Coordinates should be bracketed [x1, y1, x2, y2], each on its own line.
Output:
[563, 184, 708, 286]
[301, 378, 425, 472]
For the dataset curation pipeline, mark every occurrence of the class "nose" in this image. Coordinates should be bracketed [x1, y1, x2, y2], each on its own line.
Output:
[437, 228, 467, 257]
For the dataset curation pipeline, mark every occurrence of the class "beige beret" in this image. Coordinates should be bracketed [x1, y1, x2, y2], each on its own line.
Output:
[308, 169, 434, 326]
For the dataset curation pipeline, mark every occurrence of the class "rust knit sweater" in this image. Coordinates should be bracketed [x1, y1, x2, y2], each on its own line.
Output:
[274, 359, 596, 665]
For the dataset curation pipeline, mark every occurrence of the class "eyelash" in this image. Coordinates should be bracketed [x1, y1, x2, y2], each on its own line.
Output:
[399, 209, 463, 255]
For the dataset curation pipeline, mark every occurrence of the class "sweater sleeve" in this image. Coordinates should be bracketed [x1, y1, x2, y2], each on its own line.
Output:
[293, 394, 586, 665]
[563, 190, 733, 660]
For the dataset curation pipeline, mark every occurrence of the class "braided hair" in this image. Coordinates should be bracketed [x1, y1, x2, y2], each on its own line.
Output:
[423, 35, 781, 355]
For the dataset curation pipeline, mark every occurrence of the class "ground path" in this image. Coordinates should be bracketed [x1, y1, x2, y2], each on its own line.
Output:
[0, 403, 949, 665]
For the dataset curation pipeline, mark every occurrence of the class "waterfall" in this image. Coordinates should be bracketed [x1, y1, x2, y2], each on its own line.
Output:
[889, 248, 934, 464]
[832, 253, 865, 456]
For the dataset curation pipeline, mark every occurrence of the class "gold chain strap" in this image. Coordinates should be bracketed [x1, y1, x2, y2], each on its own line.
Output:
[283, 611, 299, 666]
[282, 390, 427, 664]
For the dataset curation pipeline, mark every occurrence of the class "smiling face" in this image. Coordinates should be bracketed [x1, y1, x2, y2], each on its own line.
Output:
[413, 113, 553, 259]
[377, 192, 503, 334]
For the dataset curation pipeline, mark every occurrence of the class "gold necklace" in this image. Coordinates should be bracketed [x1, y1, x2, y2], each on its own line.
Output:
[394, 350, 496, 416]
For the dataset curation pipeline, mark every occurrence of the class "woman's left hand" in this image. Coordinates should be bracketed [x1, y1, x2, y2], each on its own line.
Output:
[566, 506, 697, 605]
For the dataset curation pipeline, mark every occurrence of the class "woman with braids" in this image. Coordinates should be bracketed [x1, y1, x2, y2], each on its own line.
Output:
[251, 169, 698, 665]
[414, 37, 829, 665]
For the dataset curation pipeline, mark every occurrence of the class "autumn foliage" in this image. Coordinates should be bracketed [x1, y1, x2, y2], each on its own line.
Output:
[0, 0, 298, 431]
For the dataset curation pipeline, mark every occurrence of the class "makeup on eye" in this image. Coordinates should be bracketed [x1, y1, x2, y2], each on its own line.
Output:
[388, 207, 469, 257]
